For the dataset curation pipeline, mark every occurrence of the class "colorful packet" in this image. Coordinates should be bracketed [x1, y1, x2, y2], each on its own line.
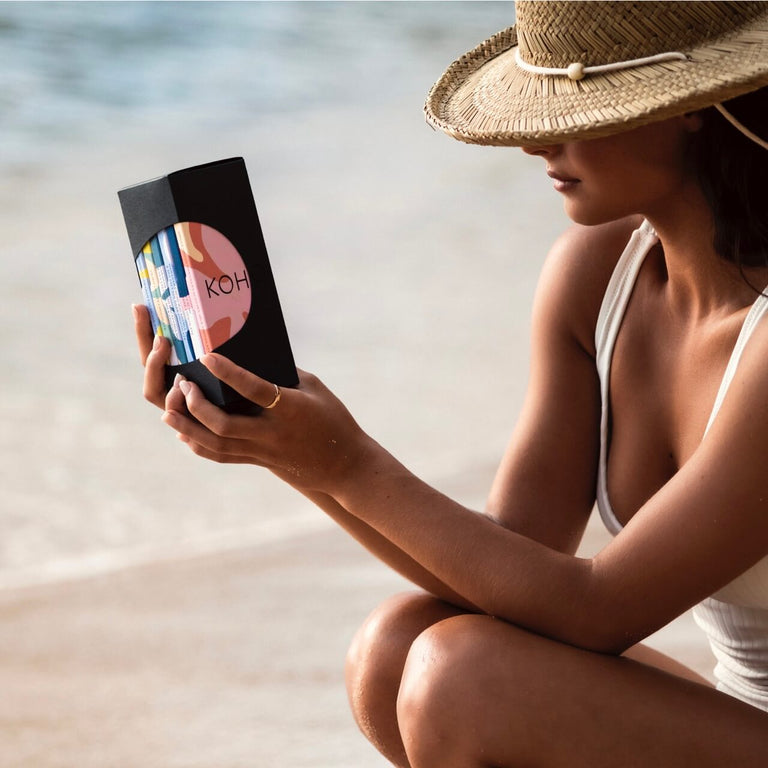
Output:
[141, 240, 181, 365]
[147, 235, 186, 365]
[135, 222, 252, 363]
[157, 228, 196, 362]
[135, 249, 162, 336]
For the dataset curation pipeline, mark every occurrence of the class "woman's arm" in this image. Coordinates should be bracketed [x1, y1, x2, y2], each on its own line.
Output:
[299, 489, 480, 610]
[173, 344, 768, 654]
[158, 219, 768, 654]
[167, 363, 603, 647]
[157, 222, 634, 633]
[136, 221, 622, 603]
[482, 221, 633, 553]
[329, 321, 768, 654]
[134, 305, 477, 610]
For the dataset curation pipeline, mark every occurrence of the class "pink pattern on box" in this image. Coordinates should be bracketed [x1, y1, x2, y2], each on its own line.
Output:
[174, 222, 251, 353]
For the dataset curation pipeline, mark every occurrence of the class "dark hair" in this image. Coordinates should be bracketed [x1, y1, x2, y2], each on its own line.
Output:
[688, 87, 768, 277]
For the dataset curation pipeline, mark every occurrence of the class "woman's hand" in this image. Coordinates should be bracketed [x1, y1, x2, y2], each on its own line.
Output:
[160, 352, 372, 496]
[134, 302, 372, 494]
[133, 303, 190, 415]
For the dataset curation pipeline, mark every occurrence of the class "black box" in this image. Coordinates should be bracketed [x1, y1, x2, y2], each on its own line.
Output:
[118, 157, 298, 412]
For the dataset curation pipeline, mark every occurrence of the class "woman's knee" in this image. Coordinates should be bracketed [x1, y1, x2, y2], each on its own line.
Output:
[396, 614, 542, 767]
[345, 591, 467, 762]
[345, 591, 465, 711]
[396, 614, 491, 763]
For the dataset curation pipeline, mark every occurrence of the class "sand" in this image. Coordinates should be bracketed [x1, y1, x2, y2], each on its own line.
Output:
[0, 502, 715, 768]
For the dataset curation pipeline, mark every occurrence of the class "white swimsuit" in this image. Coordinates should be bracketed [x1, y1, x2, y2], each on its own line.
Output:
[594, 219, 768, 712]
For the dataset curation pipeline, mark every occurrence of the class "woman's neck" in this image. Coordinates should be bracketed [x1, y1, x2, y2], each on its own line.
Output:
[644, 184, 765, 320]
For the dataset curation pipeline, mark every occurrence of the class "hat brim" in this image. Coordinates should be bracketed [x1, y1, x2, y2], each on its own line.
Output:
[425, 13, 768, 147]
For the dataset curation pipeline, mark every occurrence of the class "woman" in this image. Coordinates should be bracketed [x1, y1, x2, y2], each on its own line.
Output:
[136, 2, 768, 765]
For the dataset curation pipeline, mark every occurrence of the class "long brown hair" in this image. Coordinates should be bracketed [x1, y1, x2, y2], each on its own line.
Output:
[688, 88, 768, 279]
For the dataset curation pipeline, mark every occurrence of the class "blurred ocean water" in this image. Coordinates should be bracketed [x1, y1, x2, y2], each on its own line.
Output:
[0, 2, 565, 588]
[0, 1, 512, 167]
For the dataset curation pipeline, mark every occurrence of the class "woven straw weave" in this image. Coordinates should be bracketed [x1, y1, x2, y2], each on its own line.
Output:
[425, 1, 768, 146]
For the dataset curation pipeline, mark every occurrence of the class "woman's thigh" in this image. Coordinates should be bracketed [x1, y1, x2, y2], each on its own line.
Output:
[397, 613, 768, 768]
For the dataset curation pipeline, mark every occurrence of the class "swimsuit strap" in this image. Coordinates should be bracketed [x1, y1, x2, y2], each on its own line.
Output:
[594, 220, 658, 535]
[595, 221, 768, 534]
[704, 290, 768, 436]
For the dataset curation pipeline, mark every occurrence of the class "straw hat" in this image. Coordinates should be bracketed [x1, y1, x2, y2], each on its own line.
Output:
[425, 1, 768, 147]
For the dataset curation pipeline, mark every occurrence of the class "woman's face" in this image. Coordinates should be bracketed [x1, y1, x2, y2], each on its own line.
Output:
[521, 116, 702, 226]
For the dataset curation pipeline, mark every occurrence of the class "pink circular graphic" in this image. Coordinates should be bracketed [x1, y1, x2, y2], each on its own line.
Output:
[137, 222, 251, 364]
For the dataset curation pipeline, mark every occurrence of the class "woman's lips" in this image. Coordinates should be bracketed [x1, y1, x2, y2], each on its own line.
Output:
[547, 169, 580, 192]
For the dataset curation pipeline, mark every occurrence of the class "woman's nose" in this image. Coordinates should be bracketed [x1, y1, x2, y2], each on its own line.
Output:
[520, 143, 562, 157]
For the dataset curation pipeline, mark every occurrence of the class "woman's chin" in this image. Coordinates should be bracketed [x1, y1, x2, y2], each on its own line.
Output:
[563, 200, 628, 227]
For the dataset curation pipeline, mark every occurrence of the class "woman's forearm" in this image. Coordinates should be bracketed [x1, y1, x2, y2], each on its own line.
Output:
[332, 438, 595, 648]
[159, 356, 589, 640]
[299, 488, 479, 611]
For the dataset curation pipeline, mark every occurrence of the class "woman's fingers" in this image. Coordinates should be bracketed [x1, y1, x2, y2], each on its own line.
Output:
[133, 304, 154, 365]
[174, 432, 268, 466]
[134, 303, 174, 408]
[170, 378, 262, 441]
[143, 335, 172, 407]
[165, 374, 188, 414]
[201, 353, 284, 409]
[137, 307, 291, 415]
[162, 399, 271, 465]
[163, 406, 235, 454]
[163, 377, 281, 467]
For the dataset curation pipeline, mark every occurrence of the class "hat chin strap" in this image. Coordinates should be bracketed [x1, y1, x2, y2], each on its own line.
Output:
[513, 47, 687, 81]
[714, 103, 768, 151]
[514, 48, 768, 152]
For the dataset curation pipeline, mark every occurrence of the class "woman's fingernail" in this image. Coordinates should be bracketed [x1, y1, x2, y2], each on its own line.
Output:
[179, 380, 191, 396]
[152, 335, 163, 351]
[173, 373, 183, 388]
[131, 304, 140, 320]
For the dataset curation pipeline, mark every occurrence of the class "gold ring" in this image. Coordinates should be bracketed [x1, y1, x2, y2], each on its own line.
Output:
[263, 383, 281, 410]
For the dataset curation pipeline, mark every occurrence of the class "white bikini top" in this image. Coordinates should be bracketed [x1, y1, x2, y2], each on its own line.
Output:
[594, 219, 768, 609]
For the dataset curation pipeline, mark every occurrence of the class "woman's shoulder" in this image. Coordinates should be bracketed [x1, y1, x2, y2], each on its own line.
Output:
[545, 214, 644, 279]
[533, 215, 644, 357]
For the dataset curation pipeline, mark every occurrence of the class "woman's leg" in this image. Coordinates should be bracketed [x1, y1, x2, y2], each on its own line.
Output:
[396, 613, 768, 768]
[345, 591, 471, 767]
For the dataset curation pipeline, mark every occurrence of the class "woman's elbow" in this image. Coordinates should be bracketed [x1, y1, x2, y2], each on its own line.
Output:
[567, 561, 652, 655]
